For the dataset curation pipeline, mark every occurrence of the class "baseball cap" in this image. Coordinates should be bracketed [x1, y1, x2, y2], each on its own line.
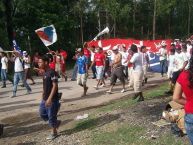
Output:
[112, 46, 118, 51]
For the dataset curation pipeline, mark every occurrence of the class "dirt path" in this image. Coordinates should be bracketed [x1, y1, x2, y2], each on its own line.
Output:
[0, 72, 168, 145]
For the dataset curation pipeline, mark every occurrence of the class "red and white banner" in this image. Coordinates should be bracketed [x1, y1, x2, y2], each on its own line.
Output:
[88, 38, 172, 54]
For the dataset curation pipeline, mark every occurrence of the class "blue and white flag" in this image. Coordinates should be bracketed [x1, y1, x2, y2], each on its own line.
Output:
[13, 40, 22, 55]
[35, 25, 57, 47]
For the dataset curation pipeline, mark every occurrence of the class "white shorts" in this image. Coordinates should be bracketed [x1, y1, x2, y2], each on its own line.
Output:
[96, 66, 104, 80]
[167, 67, 174, 79]
[77, 73, 87, 86]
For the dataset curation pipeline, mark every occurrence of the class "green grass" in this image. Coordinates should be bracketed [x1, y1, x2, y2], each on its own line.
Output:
[98, 82, 169, 112]
[73, 82, 189, 145]
[91, 124, 188, 145]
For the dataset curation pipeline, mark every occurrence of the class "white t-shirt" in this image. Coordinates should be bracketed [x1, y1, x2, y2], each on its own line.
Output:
[158, 48, 167, 61]
[141, 52, 148, 65]
[130, 53, 143, 71]
[14, 57, 24, 72]
[120, 51, 128, 66]
[168, 55, 175, 68]
[23, 56, 31, 69]
[187, 44, 192, 55]
[173, 52, 188, 72]
[91, 51, 95, 62]
[1, 56, 8, 69]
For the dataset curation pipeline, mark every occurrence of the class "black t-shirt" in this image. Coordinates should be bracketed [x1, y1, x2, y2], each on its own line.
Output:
[43, 69, 58, 101]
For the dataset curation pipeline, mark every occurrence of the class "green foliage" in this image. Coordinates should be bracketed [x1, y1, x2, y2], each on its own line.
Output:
[0, 0, 192, 56]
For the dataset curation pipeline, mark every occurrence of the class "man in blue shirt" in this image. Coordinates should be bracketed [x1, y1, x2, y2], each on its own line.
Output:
[76, 48, 89, 97]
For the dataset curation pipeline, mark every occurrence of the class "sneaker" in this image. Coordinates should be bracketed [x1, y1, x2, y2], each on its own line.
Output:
[1, 86, 6, 88]
[121, 89, 125, 93]
[11, 95, 16, 98]
[93, 86, 98, 90]
[106, 90, 112, 94]
[27, 90, 32, 94]
[46, 133, 58, 140]
[99, 84, 105, 88]
[65, 76, 68, 82]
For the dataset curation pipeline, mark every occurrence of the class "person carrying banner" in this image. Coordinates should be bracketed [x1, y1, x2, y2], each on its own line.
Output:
[11, 50, 32, 98]
[76, 48, 89, 97]
[38, 54, 61, 140]
[0, 52, 8, 88]
[106, 46, 125, 93]
[129, 44, 145, 102]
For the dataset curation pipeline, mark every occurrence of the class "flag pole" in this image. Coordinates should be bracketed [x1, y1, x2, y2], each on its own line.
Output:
[46, 46, 50, 52]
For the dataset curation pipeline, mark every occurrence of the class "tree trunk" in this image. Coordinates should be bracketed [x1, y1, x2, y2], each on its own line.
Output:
[187, 0, 191, 37]
[133, 0, 136, 33]
[168, 13, 171, 37]
[80, 15, 84, 45]
[3, 0, 13, 49]
[152, 0, 157, 40]
[114, 18, 116, 38]
[98, 11, 101, 39]
[105, 9, 110, 38]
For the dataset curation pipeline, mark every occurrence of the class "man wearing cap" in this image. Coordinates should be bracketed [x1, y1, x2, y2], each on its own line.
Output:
[158, 42, 167, 77]
[23, 51, 35, 85]
[106, 46, 125, 93]
[76, 48, 89, 96]
[11, 50, 32, 97]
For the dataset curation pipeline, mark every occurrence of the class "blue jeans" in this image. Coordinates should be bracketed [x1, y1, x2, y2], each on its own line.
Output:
[185, 114, 193, 145]
[39, 100, 60, 128]
[160, 59, 167, 76]
[72, 63, 78, 80]
[1, 69, 7, 86]
[91, 65, 96, 78]
[13, 71, 31, 96]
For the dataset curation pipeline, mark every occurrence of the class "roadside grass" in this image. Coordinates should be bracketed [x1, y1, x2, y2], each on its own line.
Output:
[91, 124, 187, 145]
[98, 82, 169, 112]
[73, 82, 189, 145]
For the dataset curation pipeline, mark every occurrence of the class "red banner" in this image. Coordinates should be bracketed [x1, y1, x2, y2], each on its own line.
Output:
[88, 38, 172, 54]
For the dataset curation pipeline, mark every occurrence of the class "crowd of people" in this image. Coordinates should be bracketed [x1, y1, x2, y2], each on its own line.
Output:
[1, 39, 193, 143]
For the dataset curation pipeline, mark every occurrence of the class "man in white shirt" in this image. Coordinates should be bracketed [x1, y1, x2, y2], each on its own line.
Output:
[0, 52, 8, 88]
[140, 46, 149, 84]
[158, 43, 167, 77]
[23, 51, 35, 85]
[129, 44, 144, 102]
[12, 50, 32, 97]
[120, 45, 129, 80]
[171, 45, 188, 85]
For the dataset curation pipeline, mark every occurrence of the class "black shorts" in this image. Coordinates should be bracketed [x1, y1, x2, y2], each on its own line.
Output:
[171, 70, 182, 84]
[111, 66, 125, 85]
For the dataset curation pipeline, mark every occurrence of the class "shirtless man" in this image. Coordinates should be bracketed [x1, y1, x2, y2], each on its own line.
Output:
[106, 46, 125, 93]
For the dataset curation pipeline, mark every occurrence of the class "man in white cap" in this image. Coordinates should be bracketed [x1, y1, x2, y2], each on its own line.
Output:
[11, 50, 32, 97]
[106, 46, 125, 93]
[158, 41, 167, 77]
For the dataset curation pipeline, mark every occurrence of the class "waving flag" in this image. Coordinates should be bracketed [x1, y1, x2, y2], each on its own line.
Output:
[35, 25, 57, 46]
[13, 40, 22, 55]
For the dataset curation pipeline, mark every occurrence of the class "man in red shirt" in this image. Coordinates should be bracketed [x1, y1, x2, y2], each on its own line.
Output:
[83, 42, 91, 66]
[91, 47, 106, 89]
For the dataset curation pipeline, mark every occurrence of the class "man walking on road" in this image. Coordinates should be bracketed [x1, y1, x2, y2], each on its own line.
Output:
[11, 50, 32, 97]
[76, 48, 89, 97]
[38, 55, 61, 140]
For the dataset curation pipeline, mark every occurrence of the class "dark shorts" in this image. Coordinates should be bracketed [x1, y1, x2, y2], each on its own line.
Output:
[171, 70, 182, 84]
[111, 66, 125, 85]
